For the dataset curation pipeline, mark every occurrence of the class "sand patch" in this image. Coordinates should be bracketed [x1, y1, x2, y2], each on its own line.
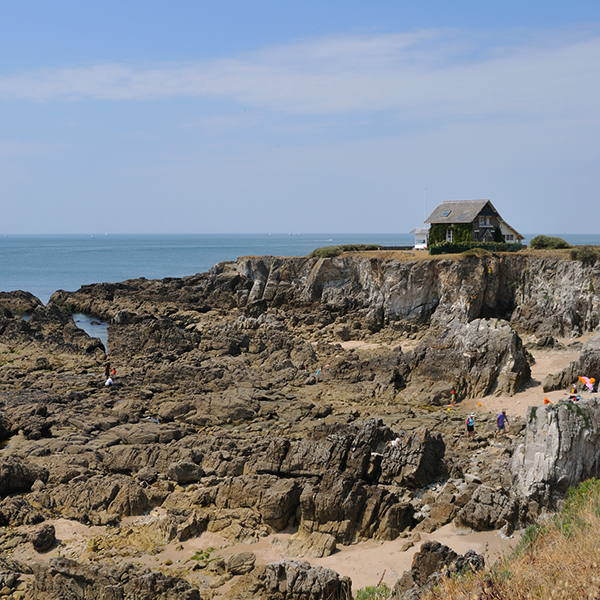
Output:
[461, 339, 588, 420]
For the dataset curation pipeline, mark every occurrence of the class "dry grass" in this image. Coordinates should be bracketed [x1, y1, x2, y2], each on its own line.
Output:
[423, 479, 600, 600]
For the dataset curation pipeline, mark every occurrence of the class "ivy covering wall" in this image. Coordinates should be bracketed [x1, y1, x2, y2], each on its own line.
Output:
[428, 224, 446, 245]
[429, 222, 473, 245]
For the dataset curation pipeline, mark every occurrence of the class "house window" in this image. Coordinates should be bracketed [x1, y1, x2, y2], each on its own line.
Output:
[505, 234, 514, 241]
[446, 229, 453, 242]
[479, 216, 485, 226]
[486, 216, 491, 226]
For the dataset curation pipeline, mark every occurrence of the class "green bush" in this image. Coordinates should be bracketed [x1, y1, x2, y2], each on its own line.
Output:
[529, 235, 571, 249]
[429, 242, 523, 255]
[356, 582, 392, 600]
[309, 244, 380, 258]
[569, 245, 600, 266]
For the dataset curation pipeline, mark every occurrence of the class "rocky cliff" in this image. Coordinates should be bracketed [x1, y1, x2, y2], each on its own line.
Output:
[513, 397, 600, 507]
[49, 252, 600, 335]
[0, 249, 598, 598]
[47, 251, 599, 402]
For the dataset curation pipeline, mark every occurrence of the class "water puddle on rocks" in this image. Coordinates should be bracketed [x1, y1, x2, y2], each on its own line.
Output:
[72, 313, 109, 348]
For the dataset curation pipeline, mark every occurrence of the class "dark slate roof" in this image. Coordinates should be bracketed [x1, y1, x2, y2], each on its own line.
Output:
[425, 200, 496, 224]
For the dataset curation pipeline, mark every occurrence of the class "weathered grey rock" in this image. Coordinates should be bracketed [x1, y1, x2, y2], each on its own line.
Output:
[0, 496, 44, 527]
[262, 560, 351, 600]
[404, 318, 530, 402]
[379, 427, 446, 487]
[512, 398, 600, 506]
[455, 485, 518, 531]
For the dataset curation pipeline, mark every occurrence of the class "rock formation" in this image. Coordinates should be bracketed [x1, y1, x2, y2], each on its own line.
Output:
[512, 398, 600, 507]
[0, 250, 597, 597]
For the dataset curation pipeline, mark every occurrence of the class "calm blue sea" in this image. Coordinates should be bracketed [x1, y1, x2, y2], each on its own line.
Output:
[1, 233, 598, 305]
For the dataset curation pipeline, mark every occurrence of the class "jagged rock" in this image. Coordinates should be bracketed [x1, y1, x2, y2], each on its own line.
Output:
[216, 474, 303, 532]
[261, 560, 351, 600]
[392, 541, 484, 599]
[0, 496, 44, 527]
[404, 318, 530, 402]
[29, 524, 55, 552]
[0, 291, 43, 314]
[108, 316, 197, 358]
[455, 485, 518, 530]
[49, 475, 150, 521]
[30, 557, 201, 599]
[512, 398, 600, 506]
[157, 401, 194, 422]
[299, 471, 414, 543]
[0, 458, 48, 498]
[167, 460, 204, 484]
[379, 427, 446, 487]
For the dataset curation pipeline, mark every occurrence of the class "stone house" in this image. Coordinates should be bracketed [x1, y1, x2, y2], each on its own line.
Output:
[424, 199, 523, 245]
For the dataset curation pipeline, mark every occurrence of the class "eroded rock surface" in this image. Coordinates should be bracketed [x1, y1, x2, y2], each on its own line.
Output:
[512, 398, 600, 506]
[0, 252, 598, 597]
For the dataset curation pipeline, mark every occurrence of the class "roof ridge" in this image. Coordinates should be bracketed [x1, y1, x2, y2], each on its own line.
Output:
[439, 199, 489, 203]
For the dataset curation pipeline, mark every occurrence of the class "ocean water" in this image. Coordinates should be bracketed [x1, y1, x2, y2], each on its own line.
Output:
[0, 233, 415, 304]
[1, 233, 598, 306]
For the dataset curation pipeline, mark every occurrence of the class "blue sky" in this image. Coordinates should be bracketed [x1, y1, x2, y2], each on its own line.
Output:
[2, 1, 600, 234]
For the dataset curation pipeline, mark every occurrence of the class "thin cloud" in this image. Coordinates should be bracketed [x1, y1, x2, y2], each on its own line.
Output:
[0, 29, 599, 122]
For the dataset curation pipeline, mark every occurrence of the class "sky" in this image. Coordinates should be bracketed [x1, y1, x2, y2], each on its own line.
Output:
[1, 1, 600, 234]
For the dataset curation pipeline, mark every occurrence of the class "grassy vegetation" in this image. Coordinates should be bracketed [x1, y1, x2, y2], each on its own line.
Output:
[423, 478, 600, 600]
[356, 582, 392, 600]
[309, 244, 380, 258]
[570, 245, 600, 266]
[191, 547, 220, 565]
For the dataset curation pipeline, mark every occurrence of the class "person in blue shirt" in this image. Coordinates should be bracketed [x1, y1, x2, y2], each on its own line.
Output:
[495, 410, 509, 437]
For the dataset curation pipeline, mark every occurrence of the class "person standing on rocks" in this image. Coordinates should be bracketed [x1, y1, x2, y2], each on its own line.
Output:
[104, 362, 111, 378]
[495, 410, 509, 438]
[465, 413, 475, 440]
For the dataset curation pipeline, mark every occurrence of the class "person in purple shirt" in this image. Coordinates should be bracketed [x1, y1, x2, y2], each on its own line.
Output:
[495, 410, 509, 437]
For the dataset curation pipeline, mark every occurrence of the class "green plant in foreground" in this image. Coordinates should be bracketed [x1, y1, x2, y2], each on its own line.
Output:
[356, 582, 392, 600]
[191, 547, 219, 563]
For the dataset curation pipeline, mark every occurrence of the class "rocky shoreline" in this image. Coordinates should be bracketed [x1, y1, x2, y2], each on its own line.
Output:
[0, 250, 599, 599]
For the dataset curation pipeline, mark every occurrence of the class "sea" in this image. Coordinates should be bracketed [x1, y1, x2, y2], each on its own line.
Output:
[1, 232, 598, 345]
